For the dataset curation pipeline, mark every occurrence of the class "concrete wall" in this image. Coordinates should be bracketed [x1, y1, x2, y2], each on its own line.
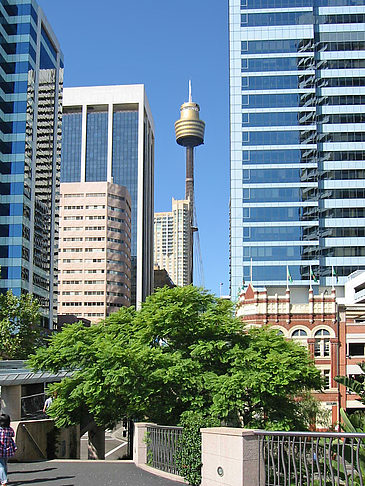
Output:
[12, 419, 80, 462]
[200, 427, 264, 486]
[133, 423, 265, 486]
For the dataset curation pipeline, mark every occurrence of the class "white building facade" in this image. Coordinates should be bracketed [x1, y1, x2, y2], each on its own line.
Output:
[154, 198, 191, 287]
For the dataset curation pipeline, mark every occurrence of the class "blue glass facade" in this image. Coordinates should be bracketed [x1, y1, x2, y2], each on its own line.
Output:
[61, 111, 82, 182]
[86, 109, 108, 182]
[0, 0, 63, 326]
[112, 110, 139, 255]
[229, 0, 365, 296]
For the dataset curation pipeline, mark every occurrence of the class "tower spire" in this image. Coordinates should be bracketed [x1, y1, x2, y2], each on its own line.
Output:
[189, 80, 192, 102]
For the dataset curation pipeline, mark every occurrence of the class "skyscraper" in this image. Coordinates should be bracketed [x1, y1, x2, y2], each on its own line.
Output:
[61, 85, 154, 307]
[154, 198, 191, 287]
[229, 0, 365, 298]
[58, 181, 131, 324]
[0, 0, 63, 327]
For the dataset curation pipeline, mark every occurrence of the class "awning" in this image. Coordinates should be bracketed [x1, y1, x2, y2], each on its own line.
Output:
[346, 364, 365, 375]
[0, 360, 71, 386]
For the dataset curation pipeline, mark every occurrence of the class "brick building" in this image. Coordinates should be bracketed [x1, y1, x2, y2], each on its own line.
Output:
[236, 275, 365, 427]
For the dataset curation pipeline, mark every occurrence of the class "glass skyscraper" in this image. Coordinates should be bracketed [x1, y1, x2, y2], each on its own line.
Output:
[0, 0, 63, 327]
[61, 85, 154, 307]
[229, 0, 365, 297]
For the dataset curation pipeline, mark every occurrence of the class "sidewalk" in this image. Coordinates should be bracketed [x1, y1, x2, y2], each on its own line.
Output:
[8, 460, 181, 485]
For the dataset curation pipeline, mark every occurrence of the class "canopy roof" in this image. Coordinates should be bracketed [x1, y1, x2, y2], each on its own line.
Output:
[0, 360, 70, 386]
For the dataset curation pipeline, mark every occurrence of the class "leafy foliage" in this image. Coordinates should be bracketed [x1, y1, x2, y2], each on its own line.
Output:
[175, 412, 219, 486]
[0, 290, 41, 359]
[295, 391, 332, 430]
[334, 363, 365, 402]
[28, 286, 321, 430]
[332, 370, 365, 486]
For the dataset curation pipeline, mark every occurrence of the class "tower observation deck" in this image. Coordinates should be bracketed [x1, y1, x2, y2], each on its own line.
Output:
[174, 82, 205, 284]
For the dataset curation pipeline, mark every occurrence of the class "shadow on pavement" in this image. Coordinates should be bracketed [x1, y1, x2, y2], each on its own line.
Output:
[9, 477, 74, 485]
[9, 467, 58, 475]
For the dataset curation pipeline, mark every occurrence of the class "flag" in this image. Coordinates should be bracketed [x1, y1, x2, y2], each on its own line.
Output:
[237, 280, 245, 298]
[310, 266, 318, 283]
[332, 266, 339, 283]
[287, 266, 293, 283]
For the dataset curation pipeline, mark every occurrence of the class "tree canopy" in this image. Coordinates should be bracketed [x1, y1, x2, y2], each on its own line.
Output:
[28, 286, 322, 430]
[0, 290, 41, 360]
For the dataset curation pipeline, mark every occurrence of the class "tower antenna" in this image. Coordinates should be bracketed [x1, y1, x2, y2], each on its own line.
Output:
[189, 80, 192, 102]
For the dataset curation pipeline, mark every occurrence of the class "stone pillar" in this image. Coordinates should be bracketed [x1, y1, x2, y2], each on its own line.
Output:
[200, 427, 264, 486]
[309, 288, 314, 323]
[1, 385, 21, 420]
[307, 338, 315, 359]
[133, 422, 156, 466]
[330, 338, 339, 388]
[87, 423, 105, 460]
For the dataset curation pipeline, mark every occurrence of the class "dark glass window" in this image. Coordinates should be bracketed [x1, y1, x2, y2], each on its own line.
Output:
[243, 149, 316, 164]
[247, 225, 314, 241]
[243, 57, 314, 72]
[242, 0, 313, 7]
[242, 12, 314, 27]
[242, 75, 314, 91]
[41, 25, 57, 60]
[61, 110, 82, 183]
[40, 45, 56, 69]
[243, 187, 317, 202]
[243, 246, 317, 260]
[112, 109, 138, 255]
[243, 168, 317, 183]
[85, 108, 108, 182]
[244, 111, 315, 127]
[244, 265, 305, 282]
[244, 38, 313, 54]
[242, 93, 315, 109]
[242, 130, 313, 145]
[245, 206, 318, 222]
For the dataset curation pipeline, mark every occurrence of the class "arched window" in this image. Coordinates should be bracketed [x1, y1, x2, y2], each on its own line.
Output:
[292, 329, 307, 337]
[275, 329, 284, 336]
[314, 329, 330, 357]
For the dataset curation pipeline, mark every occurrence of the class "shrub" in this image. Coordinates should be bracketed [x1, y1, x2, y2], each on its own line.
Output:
[175, 412, 219, 486]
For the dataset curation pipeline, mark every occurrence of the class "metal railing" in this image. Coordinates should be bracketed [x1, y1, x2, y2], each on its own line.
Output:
[146, 425, 183, 475]
[256, 430, 365, 486]
[21, 393, 45, 419]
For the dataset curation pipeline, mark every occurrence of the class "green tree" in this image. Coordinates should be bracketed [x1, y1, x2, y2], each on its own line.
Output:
[0, 290, 41, 359]
[28, 286, 321, 430]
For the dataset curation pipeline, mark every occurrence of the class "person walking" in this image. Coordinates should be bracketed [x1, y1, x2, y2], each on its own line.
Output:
[0, 414, 17, 486]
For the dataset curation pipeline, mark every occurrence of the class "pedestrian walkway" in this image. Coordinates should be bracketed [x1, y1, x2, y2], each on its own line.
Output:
[8, 460, 181, 485]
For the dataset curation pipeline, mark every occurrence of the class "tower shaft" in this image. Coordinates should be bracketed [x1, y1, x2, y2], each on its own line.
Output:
[185, 146, 194, 205]
[186, 146, 194, 284]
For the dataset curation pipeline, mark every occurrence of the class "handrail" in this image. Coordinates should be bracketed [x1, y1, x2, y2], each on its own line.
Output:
[255, 430, 365, 439]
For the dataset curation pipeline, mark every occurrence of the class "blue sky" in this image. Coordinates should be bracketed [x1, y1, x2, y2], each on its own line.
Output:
[38, 0, 230, 297]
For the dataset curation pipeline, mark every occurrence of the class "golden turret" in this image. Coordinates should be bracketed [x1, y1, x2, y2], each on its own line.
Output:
[175, 82, 205, 147]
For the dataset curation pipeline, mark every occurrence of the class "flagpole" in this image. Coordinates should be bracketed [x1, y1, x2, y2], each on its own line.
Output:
[331, 265, 334, 290]
[250, 258, 253, 283]
[309, 264, 312, 290]
[286, 265, 289, 290]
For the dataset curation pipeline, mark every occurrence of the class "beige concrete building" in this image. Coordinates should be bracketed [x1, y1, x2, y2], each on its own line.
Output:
[154, 198, 191, 287]
[57, 181, 131, 324]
